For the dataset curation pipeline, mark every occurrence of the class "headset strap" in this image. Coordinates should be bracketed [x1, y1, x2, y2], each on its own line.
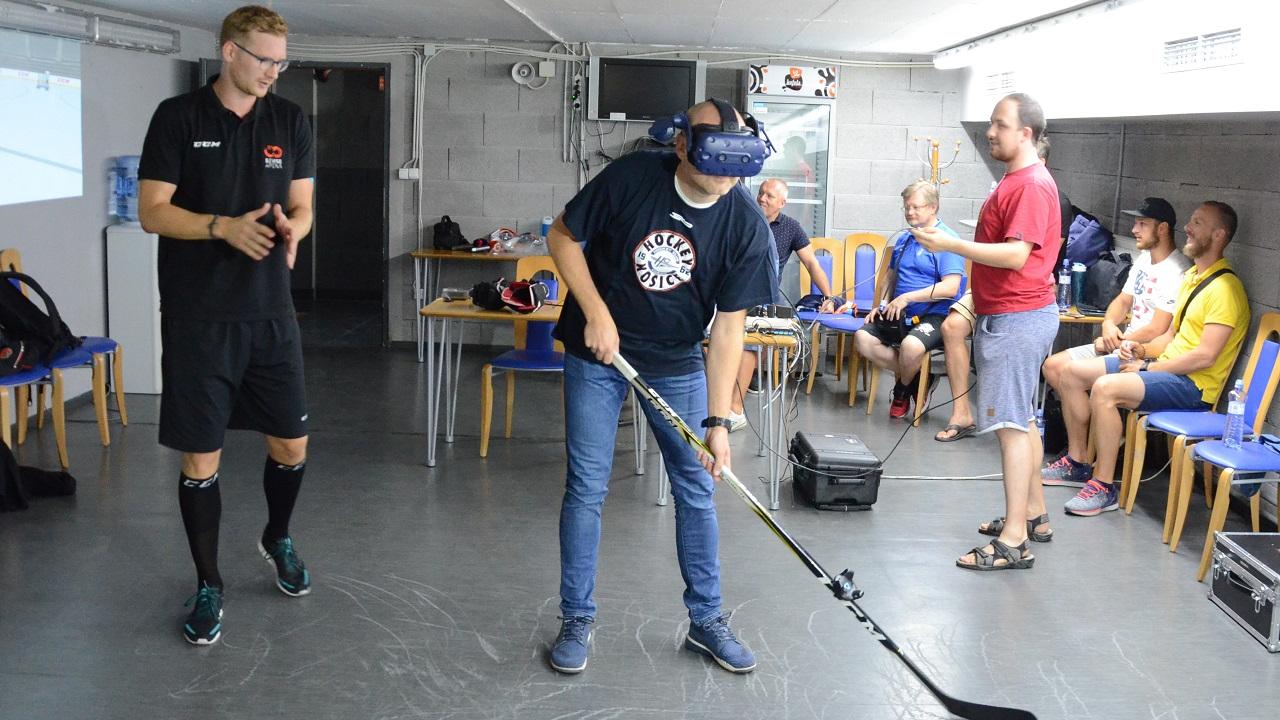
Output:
[708, 97, 739, 132]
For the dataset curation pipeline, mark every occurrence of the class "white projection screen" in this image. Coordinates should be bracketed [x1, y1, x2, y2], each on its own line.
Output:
[0, 27, 83, 207]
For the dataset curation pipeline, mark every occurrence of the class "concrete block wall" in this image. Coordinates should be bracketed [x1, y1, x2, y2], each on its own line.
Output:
[829, 67, 996, 242]
[1049, 118, 1280, 519]
[390, 54, 993, 344]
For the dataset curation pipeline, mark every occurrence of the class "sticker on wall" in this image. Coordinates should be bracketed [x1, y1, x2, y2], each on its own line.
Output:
[748, 64, 838, 98]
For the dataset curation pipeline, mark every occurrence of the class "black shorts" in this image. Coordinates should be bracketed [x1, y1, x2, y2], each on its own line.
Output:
[160, 317, 308, 453]
[860, 313, 948, 353]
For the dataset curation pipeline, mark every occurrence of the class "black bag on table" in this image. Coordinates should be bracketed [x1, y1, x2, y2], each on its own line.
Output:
[432, 215, 469, 251]
[0, 271, 81, 371]
[1077, 251, 1132, 315]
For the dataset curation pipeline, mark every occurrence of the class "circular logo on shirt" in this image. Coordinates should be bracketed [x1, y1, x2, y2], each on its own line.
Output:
[633, 230, 696, 292]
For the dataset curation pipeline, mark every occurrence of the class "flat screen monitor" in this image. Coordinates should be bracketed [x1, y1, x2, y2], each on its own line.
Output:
[587, 56, 705, 122]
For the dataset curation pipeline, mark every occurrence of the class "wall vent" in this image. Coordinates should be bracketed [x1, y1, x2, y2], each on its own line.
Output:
[1163, 28, 1241, 72]
[984, 70, 1016, 99]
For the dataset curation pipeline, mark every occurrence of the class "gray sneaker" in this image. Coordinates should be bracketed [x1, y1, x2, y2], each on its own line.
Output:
[1041, 454, 1092, 488]
[548, 616, 593, 673]
[1064, 479, 1119, 516]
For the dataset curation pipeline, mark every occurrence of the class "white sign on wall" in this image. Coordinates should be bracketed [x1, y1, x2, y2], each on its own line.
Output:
[747, 64, 837, 98]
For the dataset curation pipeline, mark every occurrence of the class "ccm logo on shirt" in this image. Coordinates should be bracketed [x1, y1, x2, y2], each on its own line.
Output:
[192, 141, 221, 148]
[633, 230, 696, 292]
[263, 145, 284, 169]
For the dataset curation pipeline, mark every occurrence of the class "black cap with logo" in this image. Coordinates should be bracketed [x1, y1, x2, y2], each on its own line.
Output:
[1121, 197, 1176, 229]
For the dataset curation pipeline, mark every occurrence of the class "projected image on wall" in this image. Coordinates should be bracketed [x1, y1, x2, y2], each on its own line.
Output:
[0, 28, 83, 207]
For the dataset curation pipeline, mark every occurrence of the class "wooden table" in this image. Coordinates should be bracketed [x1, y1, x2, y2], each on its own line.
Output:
[1059, 306, 1107, 324]
[409, 249, 531, 362]
[419, 297, 561, 466]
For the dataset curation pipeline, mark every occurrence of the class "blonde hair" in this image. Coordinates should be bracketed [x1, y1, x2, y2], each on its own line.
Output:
[219, 5, 288, 47]
[901, 180, 938, 207]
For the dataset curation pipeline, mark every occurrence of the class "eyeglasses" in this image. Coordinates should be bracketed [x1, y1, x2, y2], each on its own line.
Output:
[902, 203, 933, 213]
[233, 41, 290, 72]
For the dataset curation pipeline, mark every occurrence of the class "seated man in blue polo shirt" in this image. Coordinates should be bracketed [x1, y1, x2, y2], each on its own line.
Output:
[728, 178, 833, 430]
[852, 180, 965, 419]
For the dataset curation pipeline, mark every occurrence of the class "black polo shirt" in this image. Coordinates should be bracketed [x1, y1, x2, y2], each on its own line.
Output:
[139, 76, 314, 321]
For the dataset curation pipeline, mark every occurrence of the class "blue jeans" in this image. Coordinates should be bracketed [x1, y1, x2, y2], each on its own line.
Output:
[559, 352, 722, 624]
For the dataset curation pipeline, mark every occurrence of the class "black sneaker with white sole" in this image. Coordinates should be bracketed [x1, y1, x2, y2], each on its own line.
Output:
[258, 536, 311, 597]
[182, 583, 224, 645]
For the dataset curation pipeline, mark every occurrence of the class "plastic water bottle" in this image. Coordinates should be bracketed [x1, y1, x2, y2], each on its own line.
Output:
[1035, 408, 1045, 437]
[1222, 379, 1246, 449]
[1056, 259, 1072, 311]
[540, 215, 553, 242]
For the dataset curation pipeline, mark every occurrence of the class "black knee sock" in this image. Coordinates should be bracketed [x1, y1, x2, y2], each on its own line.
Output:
[262, 457, 305, 543]
[178, 472, 222, 589]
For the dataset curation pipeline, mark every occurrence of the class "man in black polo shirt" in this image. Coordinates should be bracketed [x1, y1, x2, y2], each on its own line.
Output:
[727, 178, 832, 429]
[138, 4, 314, 646]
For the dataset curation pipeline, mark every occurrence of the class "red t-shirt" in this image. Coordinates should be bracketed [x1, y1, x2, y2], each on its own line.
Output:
[970, 162, 1062, 315]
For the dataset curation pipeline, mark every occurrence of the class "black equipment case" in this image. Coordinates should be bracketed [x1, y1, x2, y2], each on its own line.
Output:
[1209, 532, 1280, 652]
[789, 432, 882, 510]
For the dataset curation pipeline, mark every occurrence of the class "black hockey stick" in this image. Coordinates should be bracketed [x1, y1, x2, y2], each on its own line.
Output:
[611, 354, 1037, 720]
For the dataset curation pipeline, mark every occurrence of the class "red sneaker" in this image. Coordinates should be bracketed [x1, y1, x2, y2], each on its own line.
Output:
[889, 392, 911, 419]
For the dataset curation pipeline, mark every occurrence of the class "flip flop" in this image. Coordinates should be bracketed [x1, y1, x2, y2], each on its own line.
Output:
[935, 423, 976, 442]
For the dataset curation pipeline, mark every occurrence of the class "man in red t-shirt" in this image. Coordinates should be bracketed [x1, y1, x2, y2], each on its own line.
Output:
[915, 93, 1061, 571]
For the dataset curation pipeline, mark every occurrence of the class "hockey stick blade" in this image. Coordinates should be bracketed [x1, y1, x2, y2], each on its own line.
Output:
[610, 354, 1037, 720]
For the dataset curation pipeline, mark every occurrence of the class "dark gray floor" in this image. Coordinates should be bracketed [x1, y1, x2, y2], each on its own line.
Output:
[2, 347, 1277, 720]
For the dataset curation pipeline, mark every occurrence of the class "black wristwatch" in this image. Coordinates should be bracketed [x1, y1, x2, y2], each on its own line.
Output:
[1140, 359, 1152, 371]
[701, 416, 733, 430]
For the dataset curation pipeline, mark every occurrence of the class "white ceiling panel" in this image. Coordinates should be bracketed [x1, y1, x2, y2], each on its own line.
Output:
[74, 0, 1093, 54]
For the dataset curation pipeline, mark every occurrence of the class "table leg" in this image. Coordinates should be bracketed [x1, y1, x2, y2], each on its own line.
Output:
[755, 347, 766, 458]
[657, 454, 669, 507]
[633, 391, 646, 475]
[446, 320, 464, 442]
[425, 316, 439, 466]
[415, 256, 427, 363]
[771, 347, 788, 511]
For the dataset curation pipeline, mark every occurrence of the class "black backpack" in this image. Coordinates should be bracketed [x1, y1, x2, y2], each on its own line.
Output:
[433, 215, 468, 251]
[1078, 251, 1132, 314]
[0, 271, 81, 372]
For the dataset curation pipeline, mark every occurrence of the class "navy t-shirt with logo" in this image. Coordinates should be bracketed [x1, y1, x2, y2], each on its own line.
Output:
[139, 76, 315, 321]
[554, 151, 775, 376]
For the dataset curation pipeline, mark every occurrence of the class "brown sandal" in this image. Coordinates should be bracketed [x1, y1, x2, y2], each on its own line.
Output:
[956, 538, 1035, 571]
[978, 513, 1053, 542]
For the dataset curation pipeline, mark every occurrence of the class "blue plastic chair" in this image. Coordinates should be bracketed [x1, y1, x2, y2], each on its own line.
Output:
[795, 238, 840, 323]
[1, 248, 127, 452]
[1127, 313, 1279, 537]
[807, 233, 885, 396]
[1189, 439, 1280, 581]
[479, 256, 563, 458]
[1, 364, 54, 455]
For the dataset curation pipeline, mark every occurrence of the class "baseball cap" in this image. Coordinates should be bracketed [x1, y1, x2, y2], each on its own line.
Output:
[1121, 197, 1176, 229]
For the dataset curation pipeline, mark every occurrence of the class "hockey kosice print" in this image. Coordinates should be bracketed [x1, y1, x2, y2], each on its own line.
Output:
[632, 230, 696, 292]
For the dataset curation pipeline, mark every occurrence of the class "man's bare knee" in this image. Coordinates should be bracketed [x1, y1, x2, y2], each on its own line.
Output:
[182, 451, 221, 478]
[267, 436, 308, 466]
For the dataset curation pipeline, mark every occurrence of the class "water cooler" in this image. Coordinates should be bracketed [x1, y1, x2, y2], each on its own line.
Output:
[106, 155, 161, 394]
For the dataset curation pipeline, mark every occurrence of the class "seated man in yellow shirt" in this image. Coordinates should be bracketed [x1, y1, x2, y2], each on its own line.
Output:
[1060, 201, 1250, 517]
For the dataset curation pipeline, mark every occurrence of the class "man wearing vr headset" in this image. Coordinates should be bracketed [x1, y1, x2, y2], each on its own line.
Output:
[546, 99, 775, 675]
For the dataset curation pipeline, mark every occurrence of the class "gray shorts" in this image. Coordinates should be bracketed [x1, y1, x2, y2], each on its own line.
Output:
[973, 303, 1059, 433]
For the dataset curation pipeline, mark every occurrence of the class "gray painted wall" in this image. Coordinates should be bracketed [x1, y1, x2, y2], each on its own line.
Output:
[1048, 118, 1280, 517]
[0, 40, 205, 401]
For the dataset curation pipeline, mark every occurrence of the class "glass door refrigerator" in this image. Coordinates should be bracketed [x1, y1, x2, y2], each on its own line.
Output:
[743, 64, 837, 239]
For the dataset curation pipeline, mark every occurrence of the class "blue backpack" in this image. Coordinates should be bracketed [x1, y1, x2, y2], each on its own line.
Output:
[1064, 209, 1113, 267]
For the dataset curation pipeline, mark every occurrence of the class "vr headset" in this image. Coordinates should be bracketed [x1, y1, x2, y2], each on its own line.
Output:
[647, 97, 774, 177]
